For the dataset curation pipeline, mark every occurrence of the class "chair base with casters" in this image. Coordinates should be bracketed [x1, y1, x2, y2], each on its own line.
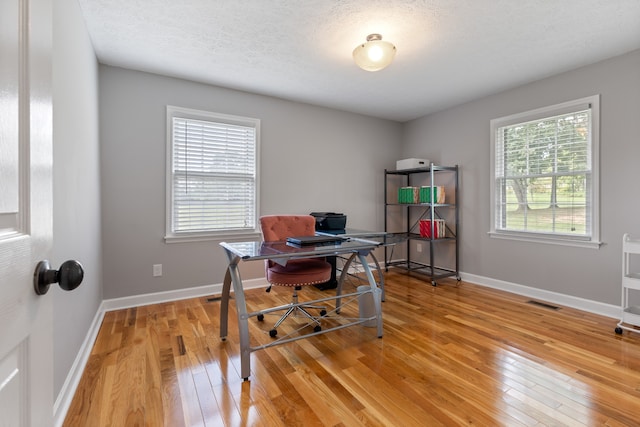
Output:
[257, 285, 327, 337]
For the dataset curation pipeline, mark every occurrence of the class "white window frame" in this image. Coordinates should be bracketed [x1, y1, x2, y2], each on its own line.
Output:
[489, 95, 601, 248]
[165, 106, 260, 243]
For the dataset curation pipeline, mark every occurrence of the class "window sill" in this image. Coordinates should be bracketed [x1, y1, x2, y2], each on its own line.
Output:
[165, 231, 261, 244]
[488, 231, 602, 249]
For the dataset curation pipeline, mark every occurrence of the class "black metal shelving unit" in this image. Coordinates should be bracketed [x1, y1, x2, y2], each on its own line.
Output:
[384, 164, 459, 285]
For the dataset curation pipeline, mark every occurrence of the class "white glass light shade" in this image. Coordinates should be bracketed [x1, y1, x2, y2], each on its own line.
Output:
[352, 34, 396, 72]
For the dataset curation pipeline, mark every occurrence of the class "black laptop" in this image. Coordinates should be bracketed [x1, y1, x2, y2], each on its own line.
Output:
[286, 235, 345, 246]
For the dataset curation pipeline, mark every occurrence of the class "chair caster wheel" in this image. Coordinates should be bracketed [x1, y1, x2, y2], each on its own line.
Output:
[320, 309, 327, 316]
[313, 325, 321, 333]
[269, 329, 277, 337]
[615, 327, 623, 335]
[257, 314, 264, 322]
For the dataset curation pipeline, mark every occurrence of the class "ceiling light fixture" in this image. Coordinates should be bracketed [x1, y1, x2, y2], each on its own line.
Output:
[352, 33, 396, 72]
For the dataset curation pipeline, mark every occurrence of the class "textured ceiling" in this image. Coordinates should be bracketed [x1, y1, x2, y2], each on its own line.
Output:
[77, 0, 640, 122]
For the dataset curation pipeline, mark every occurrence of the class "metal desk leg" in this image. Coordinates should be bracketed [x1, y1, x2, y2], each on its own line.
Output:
[358, 252, 383, 338]
[335, 251, 385, 313]
[222, 252, 252, 381]
[335, 253, 356, 314]
[220, 267, 231, 340]
[367, 251, 385, 302]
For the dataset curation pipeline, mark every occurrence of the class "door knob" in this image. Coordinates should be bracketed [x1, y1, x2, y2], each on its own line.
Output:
[34, 260, 84, 295]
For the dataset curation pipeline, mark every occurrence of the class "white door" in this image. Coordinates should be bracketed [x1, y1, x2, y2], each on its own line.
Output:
[0, 0, 54, 425]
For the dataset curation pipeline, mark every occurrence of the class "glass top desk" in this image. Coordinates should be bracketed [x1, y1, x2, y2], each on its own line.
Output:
[316, 228, 403, 241]
[316, 229, 407, 302]
[219, 238, 384, 381]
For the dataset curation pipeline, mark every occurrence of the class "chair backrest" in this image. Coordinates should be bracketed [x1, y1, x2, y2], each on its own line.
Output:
[260, 215, 316, 242]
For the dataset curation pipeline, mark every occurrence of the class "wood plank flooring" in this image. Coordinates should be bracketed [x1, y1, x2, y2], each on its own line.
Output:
[63, 271, 640, 426]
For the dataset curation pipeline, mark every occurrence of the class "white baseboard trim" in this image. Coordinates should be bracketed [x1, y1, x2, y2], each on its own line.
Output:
[460, 272, 621, 320]
[53, 303, 106, 427]
[101, 277, 269, 312]
[53, 277, 268, 426]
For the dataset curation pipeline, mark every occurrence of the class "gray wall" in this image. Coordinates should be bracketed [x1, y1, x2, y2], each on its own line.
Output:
[99, 66, 402, 299]
[49, 10, 637, 410]
[52, 0, 102, 399]
[402, 49, 640, 305]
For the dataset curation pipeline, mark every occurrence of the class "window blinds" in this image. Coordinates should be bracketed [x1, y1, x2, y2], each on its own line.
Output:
[494, 107, 592, 236]
[172, 117, 256, 233]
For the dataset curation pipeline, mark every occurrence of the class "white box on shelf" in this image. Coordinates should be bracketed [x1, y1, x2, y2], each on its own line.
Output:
[396, 158, 430, 170]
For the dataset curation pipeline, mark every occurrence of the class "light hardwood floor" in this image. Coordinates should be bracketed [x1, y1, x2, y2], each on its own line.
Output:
[63, 271, 640, 426]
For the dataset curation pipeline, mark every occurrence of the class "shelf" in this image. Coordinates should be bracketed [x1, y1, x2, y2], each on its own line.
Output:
[619, 233, 640, 334]
[408, 233, 456, 243]
[622, 274, 640, 290]
[384, 164, 459, 285]
[386, 261, 458, 281]
[623, 306, 640, 326]
[623, 238, 640, 254]
[383, 232, 456, 242]
[385, 165, 458, 175]
[387, 260, 457, 273]
[385, 203, 455, 208]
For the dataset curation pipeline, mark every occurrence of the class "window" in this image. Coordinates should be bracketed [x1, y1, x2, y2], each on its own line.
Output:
[166, 106, 260, 242]
[489, 95, 600, 248]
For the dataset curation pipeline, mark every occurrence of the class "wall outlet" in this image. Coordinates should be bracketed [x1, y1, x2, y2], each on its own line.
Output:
[153, 264, 163, 277]
[416, 243, 422, 253]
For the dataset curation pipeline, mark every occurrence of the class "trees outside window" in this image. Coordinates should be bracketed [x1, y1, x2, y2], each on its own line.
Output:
[490, 96, 600, 248]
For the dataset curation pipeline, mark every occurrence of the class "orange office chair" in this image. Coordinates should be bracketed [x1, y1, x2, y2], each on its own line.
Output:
[259, 215, 332, 337]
